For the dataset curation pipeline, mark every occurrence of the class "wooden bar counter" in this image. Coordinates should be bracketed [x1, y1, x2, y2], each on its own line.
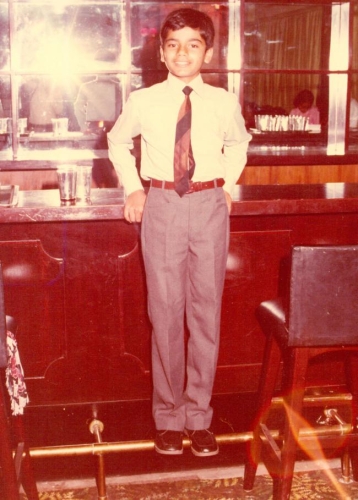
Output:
[1, 183, 358, 409]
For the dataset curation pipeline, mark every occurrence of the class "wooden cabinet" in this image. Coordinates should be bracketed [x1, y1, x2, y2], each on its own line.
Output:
[1, 184, 358, 408]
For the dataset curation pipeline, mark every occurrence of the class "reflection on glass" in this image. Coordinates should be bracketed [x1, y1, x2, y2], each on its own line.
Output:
[74, 74, 122, 132]
[0, 76, 11, 152]
[0, 76, 11, 120]
[18, 74, 122, 151]
[15, 4, 121, 72]
[244, 3, 324, 70]
[350, 74, 358, 132]
[0, 4, 9, 71]
[13, 3, 124, 155]
[131, 4, 164, 88]
[20, 76, 79, 133]
[130, 2, 230, 89]
[329, 3, 349, 71]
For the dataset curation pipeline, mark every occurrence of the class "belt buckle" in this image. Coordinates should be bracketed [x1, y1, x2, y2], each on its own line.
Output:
[186, 181, 201, 194]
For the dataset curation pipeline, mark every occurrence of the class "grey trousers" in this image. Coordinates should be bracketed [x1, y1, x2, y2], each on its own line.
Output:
[141, 185, 229, 431]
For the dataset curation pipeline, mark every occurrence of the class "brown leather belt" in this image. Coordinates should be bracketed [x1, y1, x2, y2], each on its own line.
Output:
[150, 178, 224, 194]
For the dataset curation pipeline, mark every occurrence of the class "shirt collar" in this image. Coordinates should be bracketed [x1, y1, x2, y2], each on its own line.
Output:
[167, 73, 205, 99]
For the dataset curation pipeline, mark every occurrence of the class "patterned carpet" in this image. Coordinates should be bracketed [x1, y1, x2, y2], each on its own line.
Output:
[21, 468, 358, 499]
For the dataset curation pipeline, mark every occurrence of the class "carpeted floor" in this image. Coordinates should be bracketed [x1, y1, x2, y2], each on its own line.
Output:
[20, 467, 358, 499]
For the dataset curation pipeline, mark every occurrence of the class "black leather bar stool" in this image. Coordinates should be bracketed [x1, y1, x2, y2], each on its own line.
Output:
[243, 245, 358, 500]
[0, 263, 38, 500]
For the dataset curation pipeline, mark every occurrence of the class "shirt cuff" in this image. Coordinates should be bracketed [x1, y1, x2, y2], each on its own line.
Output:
[124, 181, 146, 197]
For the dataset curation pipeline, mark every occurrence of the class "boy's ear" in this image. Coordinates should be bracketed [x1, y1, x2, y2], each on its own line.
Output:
[160, 46, 164, 62]
[204, 47, 213, 64]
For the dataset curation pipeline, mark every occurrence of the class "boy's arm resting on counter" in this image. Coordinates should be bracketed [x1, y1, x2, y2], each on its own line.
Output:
[107, 96, 147, 223]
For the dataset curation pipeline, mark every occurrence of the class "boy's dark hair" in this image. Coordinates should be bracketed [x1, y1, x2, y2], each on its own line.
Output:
[293, 89, 314, 108]
[160, 8, 215, 50]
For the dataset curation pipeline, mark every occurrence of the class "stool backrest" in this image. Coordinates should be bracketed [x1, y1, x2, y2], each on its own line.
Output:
[288, 245, 358, 346]
[0, 262, 7, 367]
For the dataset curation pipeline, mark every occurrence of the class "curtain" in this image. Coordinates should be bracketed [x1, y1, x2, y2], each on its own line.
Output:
[245, 6, 323, 114]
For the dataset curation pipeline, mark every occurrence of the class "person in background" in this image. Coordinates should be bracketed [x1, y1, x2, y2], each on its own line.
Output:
[108, 8, 251, 457]
[290, 89, 320, 125]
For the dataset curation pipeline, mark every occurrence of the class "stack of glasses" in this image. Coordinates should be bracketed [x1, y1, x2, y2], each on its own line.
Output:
[255, 114, 308, 132]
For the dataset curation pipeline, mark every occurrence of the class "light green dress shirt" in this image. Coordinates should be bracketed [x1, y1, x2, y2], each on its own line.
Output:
[108, 73, 251, 197]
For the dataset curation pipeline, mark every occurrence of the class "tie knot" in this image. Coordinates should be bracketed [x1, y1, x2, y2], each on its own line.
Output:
[182, 86, 193, 96]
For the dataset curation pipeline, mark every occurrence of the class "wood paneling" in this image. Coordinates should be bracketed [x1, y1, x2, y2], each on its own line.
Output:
[1, 163, 358, 190]
[1, 186, 358, 407]
[240, 164, 358, 185]
[0, 170, 58, 191]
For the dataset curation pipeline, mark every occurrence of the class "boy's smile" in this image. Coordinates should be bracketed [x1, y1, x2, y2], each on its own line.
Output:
[160, 27, 213, 83]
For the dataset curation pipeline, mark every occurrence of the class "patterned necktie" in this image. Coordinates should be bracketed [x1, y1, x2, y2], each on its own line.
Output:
[174, 86, 195, 197]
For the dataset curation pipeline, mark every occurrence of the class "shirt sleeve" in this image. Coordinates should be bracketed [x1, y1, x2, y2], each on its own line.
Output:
[310, 107, 320, 125]
[107, 95, 144, 196]
[222, 101, 252, 197]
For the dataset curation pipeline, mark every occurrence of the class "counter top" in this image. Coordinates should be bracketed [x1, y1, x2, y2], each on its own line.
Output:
[1, 183, 358, 223]
[232, 182, 358, 215]
[0, 187, 125, 223]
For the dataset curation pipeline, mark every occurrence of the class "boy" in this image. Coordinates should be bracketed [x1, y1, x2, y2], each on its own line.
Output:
[108, 8, 251, 457]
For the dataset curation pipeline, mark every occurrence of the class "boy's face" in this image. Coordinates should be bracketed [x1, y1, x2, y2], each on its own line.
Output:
[160, 27, 213, 83]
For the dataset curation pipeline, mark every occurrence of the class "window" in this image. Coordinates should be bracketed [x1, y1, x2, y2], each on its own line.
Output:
[0, 0, 357, 168]
[0, 1, 124, 162]
[243, 1, 357, 158]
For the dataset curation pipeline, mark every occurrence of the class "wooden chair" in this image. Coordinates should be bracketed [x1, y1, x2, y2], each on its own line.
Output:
[0, 263, 38, 500]
[243, 245, 358, 500]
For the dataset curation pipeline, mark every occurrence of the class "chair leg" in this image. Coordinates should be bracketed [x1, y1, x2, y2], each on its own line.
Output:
[244, 333, 282, 491]
[275, 348, 309, 500]
[12, 416, 39, 500]
[0, 382, 21, 500]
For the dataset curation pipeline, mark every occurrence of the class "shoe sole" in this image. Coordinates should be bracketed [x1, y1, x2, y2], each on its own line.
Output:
[190, 446, 219, 457]
[154, 444, 183, 455]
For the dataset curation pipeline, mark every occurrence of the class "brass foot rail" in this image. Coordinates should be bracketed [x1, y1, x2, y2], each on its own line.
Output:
[25, 392, 356, 500]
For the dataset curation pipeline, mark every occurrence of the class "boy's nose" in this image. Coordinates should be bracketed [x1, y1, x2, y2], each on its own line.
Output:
[177, 45, 187, 55]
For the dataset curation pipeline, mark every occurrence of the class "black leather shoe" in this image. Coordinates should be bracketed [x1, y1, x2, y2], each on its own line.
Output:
[154, 430, 183, 455]
[185, 429, 219, 457]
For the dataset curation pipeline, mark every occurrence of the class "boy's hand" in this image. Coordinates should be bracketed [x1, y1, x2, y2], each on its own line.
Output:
[124, 190, 147, 223]
[223, 190, 232, 214]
